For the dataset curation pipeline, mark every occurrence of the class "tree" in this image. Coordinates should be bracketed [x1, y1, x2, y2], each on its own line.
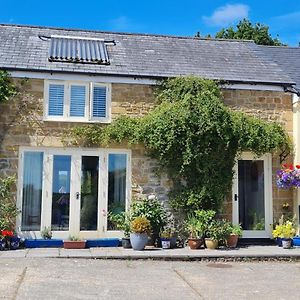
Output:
[203, 19, 285, 46]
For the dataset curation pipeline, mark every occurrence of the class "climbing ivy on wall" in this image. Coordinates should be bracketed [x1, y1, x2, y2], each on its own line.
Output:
[0, 70, 16, 102]
[70, 77, 291, 213]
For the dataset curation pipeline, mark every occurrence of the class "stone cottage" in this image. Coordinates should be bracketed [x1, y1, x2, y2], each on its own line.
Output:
[0, 24, 298, 239]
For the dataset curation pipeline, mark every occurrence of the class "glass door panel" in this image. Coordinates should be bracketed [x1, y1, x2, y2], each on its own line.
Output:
[21, 151, 44, 231]
[80, 156, 99, 231]
[107, 154, 127, 230]
[51, 155, 71, 231]
[238, 160, 265, 231]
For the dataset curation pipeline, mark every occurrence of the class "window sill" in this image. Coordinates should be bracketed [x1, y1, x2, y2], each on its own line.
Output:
[43, 117, 111, 124]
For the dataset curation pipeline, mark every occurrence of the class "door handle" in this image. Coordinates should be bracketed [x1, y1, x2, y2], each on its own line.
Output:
[234, 194, 238, 201]
[76, 192, 80, 200]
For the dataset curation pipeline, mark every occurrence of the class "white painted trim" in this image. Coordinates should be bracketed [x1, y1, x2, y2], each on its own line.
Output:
[43, 80, 111, 123]
[51, 35, 104, 41]
[10, 71, 158, 85]
[293, 95, 300, 224]
[17, 146, 131, 239]
[232, 152, 273, 238]
[222, 83, 284, 92]
[10, 70, 286, 91]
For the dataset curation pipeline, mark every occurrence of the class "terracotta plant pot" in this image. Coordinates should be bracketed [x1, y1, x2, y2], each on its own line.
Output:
[63, 240, 86, 249]
[227, 234, 239, 248]
[188, 238, 202, 250]
[205, 238, 218, 249]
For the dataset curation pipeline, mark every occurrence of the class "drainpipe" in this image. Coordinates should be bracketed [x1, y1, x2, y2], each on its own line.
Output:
[292, 92, 300, 227]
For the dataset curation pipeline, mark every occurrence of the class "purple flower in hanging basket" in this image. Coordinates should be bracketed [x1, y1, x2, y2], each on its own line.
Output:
[276, 164, 300, 189]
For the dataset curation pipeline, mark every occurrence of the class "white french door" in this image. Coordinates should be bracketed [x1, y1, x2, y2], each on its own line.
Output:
[232, 153, 273, 238]
[17, 147, 131, 239]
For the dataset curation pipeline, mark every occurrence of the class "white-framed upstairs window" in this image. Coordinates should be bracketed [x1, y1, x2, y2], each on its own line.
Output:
[44, 80, 111, 123]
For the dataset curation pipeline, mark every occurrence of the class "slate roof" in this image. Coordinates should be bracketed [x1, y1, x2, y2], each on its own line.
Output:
[0, 24, 295, 86]
[258, 45, 300, 90]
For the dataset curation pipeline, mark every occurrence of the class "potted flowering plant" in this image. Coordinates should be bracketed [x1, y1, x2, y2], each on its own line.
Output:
[276, 164, 300, 189]
[0, 230, 13, 250]
[130, 216, 152, 251]
[272, 218, 296, 249]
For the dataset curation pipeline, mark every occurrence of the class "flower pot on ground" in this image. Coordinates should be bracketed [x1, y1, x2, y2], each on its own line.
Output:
[130, 216, 152, 251]
[282, 238, 292, 249]
[108, 212, 132, 249]
[121, 237, 132, 249]
[272, 216, 296, 248]
[41, 226, 52, 240]
[227, 224, 243, 248]
[205, 238, 219, 249]
[160, 228, 175, 249]
[205, 219, 227, 250]
[293, 236, 300, 247]
[9, 235, 20, 250]
[184, 214, 205, 250]
[63, 236, 86, 249]
[0, 238, 6, 251]
[130, 196, 167, 246]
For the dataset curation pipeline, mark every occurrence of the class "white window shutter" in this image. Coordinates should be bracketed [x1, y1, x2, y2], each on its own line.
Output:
[70, 85, 86, 117]
[92, 86, 107, 118]
[48, 84, 64, 116]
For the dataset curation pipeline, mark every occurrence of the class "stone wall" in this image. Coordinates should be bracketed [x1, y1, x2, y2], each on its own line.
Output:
[0, 78, 295, 225]
[221, 89, 294, 222]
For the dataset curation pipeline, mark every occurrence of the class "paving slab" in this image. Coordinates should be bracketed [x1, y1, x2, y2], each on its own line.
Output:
[1, 245, 300, 260]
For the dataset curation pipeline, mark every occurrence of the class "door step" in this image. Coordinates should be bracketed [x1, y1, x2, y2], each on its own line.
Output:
[238, 238, 276, 246]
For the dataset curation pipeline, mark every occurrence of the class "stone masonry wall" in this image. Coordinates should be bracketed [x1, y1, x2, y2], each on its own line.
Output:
[0, 79, 294, 224]
[221, 89, 293, 222]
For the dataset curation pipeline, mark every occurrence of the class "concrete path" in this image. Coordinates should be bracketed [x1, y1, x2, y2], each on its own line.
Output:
[0, 258, 299, 299]
[1, 245, 300, 260]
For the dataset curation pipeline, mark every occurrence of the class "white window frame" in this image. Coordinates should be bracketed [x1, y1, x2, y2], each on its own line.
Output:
[17, 146, 131, 239]
[43, 80, 111, 123]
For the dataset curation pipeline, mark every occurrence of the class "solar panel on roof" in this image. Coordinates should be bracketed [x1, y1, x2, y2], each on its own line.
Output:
[48, 35, 110, 65]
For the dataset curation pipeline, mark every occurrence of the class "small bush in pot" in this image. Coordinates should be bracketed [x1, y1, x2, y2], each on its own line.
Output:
[205, 220, 225, 249]
[130, 196, 167, 246]
[130, 216, 152, 251]
[41, 227, 52, 240]
[160, 228, 173, 249]
[184, 215, 203, 249]
[109, 212, 132, 248]
[227, 224, 243, 248]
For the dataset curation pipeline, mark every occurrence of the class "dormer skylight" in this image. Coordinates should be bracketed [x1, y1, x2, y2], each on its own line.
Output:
[48, 35, 110, 65]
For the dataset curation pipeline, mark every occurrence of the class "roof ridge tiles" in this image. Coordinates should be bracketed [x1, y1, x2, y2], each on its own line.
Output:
[0, 23, 255, 43]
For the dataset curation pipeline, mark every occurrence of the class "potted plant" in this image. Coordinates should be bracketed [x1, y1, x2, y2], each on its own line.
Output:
[9, 232, 21, 250]
[227, 224, 243, 248]
[0, 231, 5, 251]
[108, 212, 132, 248]
[130, 196, 167, 246]
[0, 230, 14, 250]
[63, 236, 86, 249]
[184, 215, 203, 249]
[160, 228, 173, 249]
[130, 216, 152, 251]
[272, 220, 296, 249]
[41, 226, 52, 240]
[205, 220, 224, 249]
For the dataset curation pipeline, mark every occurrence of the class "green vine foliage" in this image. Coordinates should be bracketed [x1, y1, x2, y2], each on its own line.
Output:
[69, 76, 291, 213]
[0, 70, 16, 102]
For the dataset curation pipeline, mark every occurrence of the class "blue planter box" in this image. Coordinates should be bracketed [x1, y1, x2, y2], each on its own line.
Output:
[25, 239, 63, 248]
[86, 238, 120, 248]
[293, 236, 300, 247]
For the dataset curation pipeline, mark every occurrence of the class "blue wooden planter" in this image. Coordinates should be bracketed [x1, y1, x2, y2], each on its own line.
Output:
[86, 238, 120, 248]
[25, 239, 63, 248]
